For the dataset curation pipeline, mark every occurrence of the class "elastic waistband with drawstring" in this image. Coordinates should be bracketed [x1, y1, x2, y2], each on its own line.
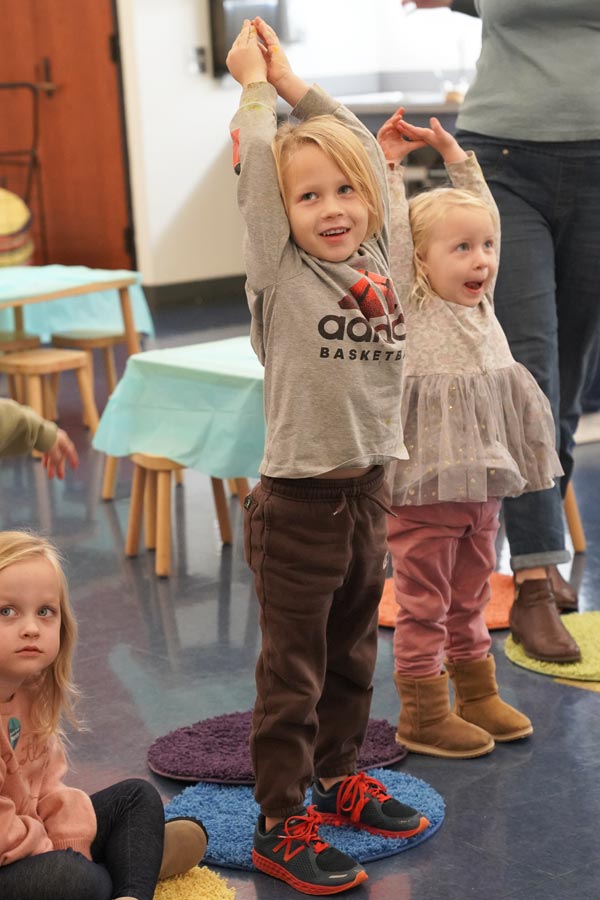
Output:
[259, 466, 396, 517]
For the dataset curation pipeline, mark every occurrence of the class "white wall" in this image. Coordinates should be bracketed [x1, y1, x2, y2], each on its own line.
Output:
[285, 0, 481, 80]
[117, 0, 481, 287]
[116, 0, 244, 286]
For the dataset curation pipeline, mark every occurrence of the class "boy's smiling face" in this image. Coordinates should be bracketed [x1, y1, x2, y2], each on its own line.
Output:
[282, 143, 369, 263]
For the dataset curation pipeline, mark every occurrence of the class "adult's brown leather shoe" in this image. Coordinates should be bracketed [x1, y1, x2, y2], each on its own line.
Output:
[510, 577, 581, 663]
[547, 565, 578, 612]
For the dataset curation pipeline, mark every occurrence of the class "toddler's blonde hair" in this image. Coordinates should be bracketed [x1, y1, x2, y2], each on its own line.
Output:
[0, 531, 80, 740]
[409, 187, 495, 306]
[272, 115, 384, 239]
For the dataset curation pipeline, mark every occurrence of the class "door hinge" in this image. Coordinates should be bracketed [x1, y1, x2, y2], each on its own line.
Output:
[123, 225, 135, 259]
[109, 33, 120, 64]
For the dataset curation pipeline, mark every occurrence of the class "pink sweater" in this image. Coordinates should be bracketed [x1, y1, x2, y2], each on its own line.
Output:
[0, 688, 96, 866]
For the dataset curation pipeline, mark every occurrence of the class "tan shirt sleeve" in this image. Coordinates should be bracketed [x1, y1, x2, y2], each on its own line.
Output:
[0, 400, 57, 457]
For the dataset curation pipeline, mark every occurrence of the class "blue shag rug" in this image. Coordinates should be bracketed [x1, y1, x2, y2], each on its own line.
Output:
[165, 767, 444, 870]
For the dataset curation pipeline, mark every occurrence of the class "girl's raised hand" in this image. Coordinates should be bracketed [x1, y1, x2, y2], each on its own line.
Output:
[226, 19, 267, 87]
[377, 108, 427, 164]
[394, 116, 467, 164]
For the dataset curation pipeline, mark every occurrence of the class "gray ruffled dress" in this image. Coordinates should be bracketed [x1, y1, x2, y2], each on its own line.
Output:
[388, 153, 562, 507]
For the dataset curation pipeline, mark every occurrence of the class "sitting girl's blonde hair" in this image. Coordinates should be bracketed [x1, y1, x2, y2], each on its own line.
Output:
[272, 115, 384, 239]
[409, 187, 495, 306]
[0, 531, 80, 739]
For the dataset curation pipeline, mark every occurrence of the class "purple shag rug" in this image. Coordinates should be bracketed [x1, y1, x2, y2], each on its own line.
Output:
[148, 711, 407, 784]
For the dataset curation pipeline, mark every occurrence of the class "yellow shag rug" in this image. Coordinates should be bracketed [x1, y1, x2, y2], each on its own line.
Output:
[504, 611, 600, 681]
[154, 867, 235, 900]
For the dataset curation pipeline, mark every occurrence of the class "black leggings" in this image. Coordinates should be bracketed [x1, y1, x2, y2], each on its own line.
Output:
[0, 779, 164, 900]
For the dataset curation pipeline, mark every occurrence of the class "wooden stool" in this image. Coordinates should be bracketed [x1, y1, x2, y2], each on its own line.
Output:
[125, 453, 185, 577]
[0, 347, 99, 434]
[564, 481, 586, 553]
[51, 329, 129, 397]
[0, 331, 41, 402]
[124, 454, 248, 575]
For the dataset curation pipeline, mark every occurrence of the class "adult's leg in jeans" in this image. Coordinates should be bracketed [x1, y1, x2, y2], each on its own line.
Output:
[91, 778, 164, 900]
[0, 850, 113, 900]
[484, 175, 579, 659]
[554, 154, 600, 485]
[488, 180, 568, 570]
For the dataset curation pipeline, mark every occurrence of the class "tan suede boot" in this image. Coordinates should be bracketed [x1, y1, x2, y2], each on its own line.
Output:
[159, 817, 208, 880]
[394, 671, 494, 759]
[446, 655, 533, 742]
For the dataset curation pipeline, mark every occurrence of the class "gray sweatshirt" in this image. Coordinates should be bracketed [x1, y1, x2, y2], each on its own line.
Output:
[457, 0, 600, 141]
[231, 83, 408, 478]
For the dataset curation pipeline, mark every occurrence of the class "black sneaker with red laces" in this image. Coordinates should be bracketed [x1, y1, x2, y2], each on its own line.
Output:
[252, 804, 368, 895]
[312, 772, 430, 839]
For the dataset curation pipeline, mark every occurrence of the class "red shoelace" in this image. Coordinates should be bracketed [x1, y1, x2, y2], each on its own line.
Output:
[335, 773, 391, 824]
[273, 805, 330, 858]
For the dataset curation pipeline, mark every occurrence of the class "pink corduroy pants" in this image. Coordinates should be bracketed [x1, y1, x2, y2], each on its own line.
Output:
[387, 498, 501, 678]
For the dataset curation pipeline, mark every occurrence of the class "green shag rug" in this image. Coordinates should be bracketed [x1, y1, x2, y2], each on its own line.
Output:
[505, 611, 600, 681]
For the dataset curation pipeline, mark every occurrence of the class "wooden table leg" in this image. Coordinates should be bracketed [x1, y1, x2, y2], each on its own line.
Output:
[211, 477, 232, 545]
[103, 346, 118, 394]
[156, 470, 172, 576]
[144, 470, 158, 550]
[102, 457, 119, 500]
[119, 286, 141, 356]
[26, 374, 44, 458]
[125, 464, 146, 556]
[75, 366, 100, 433]
[234, 478, 250, 507]
[564, 481, 586, 554]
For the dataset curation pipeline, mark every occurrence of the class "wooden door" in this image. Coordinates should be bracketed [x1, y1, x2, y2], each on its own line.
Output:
[0, 0, 133, 269]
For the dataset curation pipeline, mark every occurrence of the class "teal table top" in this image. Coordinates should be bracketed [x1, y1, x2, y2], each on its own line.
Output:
[93, 336, 265, 478]
[0, 265, 154, 340]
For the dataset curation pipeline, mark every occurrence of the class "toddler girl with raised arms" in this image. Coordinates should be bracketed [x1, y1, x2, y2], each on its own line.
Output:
[378, 112, 562, 758]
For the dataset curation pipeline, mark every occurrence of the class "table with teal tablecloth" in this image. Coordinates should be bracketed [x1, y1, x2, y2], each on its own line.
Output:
[0, 265, 154, 343]
[92, 336, 265, 479]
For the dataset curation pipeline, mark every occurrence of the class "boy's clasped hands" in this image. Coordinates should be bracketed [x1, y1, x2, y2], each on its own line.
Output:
[226, 18, 304, 105]
[226, 18, 285, 82]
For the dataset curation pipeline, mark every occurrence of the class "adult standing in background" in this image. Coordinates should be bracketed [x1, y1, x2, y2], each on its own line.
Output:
[403, 0, 600, 662]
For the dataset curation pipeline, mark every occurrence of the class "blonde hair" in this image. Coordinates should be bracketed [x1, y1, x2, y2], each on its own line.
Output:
[409, 187, 494, 306]
[0, 531, 80, 740]
[272, 115, 384, 238]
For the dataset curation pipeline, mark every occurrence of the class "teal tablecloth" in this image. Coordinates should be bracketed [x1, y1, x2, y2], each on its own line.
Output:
[0, 265, 154, 340]
[93, 336, 265, 478]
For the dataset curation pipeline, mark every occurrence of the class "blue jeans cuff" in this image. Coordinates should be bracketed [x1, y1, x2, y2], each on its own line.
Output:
[511, 549, 571, 570]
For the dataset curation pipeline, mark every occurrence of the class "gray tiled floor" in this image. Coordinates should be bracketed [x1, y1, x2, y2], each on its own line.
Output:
[1, 302, 599, 900]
